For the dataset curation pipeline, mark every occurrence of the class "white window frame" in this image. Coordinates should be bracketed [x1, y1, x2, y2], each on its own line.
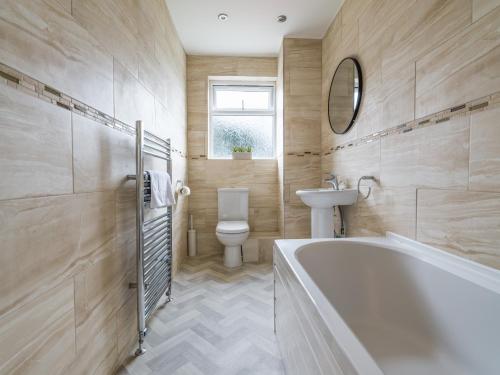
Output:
[208, 80, 276, 159]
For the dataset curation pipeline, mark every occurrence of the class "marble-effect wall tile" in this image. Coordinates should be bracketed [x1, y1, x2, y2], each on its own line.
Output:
[0, 0, 114, 115]
[469, 106, 500, 192]
[417, 189, 500, 268]
[0, 84, 73, 200]
[73, 113, 135, 193]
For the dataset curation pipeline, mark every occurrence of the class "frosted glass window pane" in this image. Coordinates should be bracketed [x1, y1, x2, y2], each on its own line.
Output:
[215, 89, 271, 110]
[211, 115, 274, 158]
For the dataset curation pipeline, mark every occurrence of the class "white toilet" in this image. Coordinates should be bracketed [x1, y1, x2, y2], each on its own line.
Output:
[216, 188, 250, 268]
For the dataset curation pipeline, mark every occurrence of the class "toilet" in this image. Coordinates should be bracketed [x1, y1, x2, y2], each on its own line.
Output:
[216, 188, 250, 268]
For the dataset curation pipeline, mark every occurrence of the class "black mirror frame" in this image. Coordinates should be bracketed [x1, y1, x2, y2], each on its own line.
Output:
[327, 57, 363, 135]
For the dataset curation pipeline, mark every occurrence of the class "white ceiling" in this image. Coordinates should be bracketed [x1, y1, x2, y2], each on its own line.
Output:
[164, 0, 343, 57]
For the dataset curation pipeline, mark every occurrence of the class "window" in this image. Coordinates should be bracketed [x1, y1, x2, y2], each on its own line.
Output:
[209, 81, 276, 159]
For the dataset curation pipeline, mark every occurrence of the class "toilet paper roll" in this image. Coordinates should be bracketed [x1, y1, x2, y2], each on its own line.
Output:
[177, 185, 191, 196]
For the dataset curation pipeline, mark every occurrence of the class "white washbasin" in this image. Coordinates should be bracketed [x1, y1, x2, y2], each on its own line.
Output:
[296, 188, 358, 208]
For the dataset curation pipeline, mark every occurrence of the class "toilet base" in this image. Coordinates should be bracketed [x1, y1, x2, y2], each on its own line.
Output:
[224, 245, 242, 268]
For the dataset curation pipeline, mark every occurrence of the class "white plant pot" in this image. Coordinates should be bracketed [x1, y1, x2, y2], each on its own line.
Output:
[232, 152, 252, 160]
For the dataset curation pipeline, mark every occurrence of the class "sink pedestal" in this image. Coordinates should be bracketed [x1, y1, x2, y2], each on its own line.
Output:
[296, 188, 358, 239]
[311, 207, 335, 238]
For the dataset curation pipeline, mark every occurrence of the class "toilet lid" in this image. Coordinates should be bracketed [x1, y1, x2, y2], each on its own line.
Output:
[216, 221, 249, 234]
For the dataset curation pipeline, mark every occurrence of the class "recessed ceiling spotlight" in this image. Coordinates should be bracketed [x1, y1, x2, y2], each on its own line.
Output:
[277, 15, 287, 23]
[218, 13, 229, 21]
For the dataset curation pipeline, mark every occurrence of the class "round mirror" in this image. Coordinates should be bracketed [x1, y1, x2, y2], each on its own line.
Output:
[328, 58, 362, 134]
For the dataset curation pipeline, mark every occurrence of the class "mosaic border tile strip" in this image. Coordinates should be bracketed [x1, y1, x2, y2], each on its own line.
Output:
[323, 91, 500, 155]
[190, 91, 499, 160]
[0, 62, 187, 158]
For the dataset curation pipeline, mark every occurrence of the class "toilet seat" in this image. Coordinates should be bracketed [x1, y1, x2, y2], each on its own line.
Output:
[216, 221, 249, 234]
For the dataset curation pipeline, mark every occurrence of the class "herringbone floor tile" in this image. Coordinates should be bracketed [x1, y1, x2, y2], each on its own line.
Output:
[117, 255, 284, 375]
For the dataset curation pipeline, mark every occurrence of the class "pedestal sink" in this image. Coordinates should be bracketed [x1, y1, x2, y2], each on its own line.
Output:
[296, 188, 358, 238]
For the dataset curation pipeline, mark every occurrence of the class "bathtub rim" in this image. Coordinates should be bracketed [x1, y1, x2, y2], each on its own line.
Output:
[274, 232, 500, 375]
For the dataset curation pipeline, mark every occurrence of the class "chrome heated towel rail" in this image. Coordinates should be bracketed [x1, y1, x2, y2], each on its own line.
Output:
[127, 120, 172, 356]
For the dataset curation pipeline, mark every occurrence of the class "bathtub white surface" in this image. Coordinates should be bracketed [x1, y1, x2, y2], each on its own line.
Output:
[274, 233, 500, 375]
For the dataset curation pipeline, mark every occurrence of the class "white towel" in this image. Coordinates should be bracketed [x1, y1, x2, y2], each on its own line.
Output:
[147, 170, 176, 209]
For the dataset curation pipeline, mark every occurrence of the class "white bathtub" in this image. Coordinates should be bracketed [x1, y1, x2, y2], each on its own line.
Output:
[273, 233, 500, 375]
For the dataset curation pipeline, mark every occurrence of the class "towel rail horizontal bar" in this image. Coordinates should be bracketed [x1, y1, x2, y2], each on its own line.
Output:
[144, 213, 170, 226]
[144, 234, 170, 255]
[144, 217, 169, 233]
[144, 224, 168, 238]
[144, 225, 171, 241]
[145, 264, 169, 286]
[144, 235, 169, 257]
[144, 244, 169, 269]
[144, 150, 169, 161]
[144, 222, 169, 240]
[144, 242, 170, 268]
[145, 130, 170, 145]
[144, 258, 169, 280]
[145, 261, 170, 286]
[145, 280, 170, 317]
[145, 265, 171, 289]
[145, 280, 169, 313]
[144, 143, 169, 156]
[145, 139, 169, 152]
[145, 134, 169, 146]
[144, 232, 170, 252]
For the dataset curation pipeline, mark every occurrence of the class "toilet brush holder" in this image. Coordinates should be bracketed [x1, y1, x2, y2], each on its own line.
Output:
[188, 229, 197, 257]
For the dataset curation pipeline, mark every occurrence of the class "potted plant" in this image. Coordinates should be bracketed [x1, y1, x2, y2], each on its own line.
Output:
[232, 146, 253, 160]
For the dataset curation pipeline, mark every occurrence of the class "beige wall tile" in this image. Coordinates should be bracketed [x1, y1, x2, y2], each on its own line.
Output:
[138, 53, 169, 107]
[469, 106, 500, 191]
[114, 59, 155, 127]
[284, 205, 311, 239]
[285, 155, 321, 186]
[72, 0, 140, 78]
[116, 295, 137, 364]
[196, 232, 222, 255]
[249, 184, 280, 208]
[380, 0, 471, 128]
[344, 187, 417, 239]
[330, 140, 381, 189]
[73, 114, 135, 193]
[115, 185, 136, 269]
[321, 0, 500, 271]
[282, 39, 322, 238]
[0, 195, 81, 315]
[288, 67, 322, 97]
[417, 189, 500, 269]
[186, 55, 280, 253]
[0, 84, 73, 200]
[473, 0, 500, 21]
[78, 192, 117, 263]
[249, 207, 280, 233]
[381, 116, 470, 189]
[189, 187, 218, 210]
[0, 280, 75, 375]
[0, 191, 116, 316]
[74, 250, 129, 353]
[51, 0, 71, 13]
[0, 0, 187, 371]
[416, 7, 500, 117]
[188, 130, 206, 157]
[0, 0, 114, 115]
[63, 314, 118, 375]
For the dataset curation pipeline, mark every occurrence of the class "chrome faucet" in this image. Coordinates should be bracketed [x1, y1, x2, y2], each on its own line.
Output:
[325, 174, 339, 190]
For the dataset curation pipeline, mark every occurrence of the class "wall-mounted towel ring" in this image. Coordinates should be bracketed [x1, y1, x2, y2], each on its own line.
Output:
[357, 176, 376, 200]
